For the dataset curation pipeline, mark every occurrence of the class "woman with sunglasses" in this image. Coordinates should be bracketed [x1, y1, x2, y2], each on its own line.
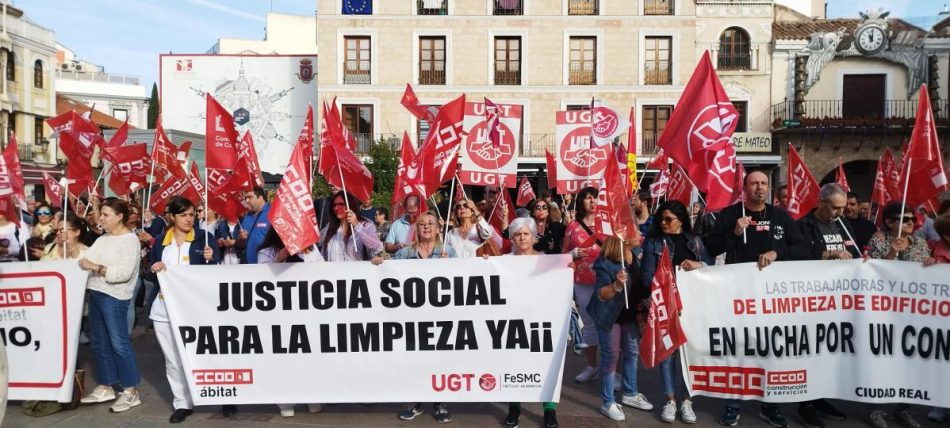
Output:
[42, 212, 89, 260]
[529, 198, 565, 254]
[320, 191, 383, 262]
[641, 200, 712, 423]
[444, 198, 501, 258]
[31, 202, 56, 240]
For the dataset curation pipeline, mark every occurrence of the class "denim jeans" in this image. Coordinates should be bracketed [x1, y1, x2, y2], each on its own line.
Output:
[597, 321, 640, 408]
[88, 290, 141, 387]
[127, 277, 143, 334]
[661, 350, 689, 398]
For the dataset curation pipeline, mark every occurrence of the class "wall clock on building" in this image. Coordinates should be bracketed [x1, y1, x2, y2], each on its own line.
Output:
[855, 24, 886, 55]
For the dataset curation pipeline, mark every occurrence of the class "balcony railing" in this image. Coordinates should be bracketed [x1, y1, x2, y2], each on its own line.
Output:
[417, 0, 448, 15]
[644, 0, 674, 15]
[17, 144, 33, 161]
[644, 68, 672, 85]
[343, 68, 371, 84]
[494, 0, 523, 15]
[494, 69, 521, 85]
[770, 99, 950, 129]
[569, 63, 596, 85]
[718, 54, 751, 71]
[568, 0, 598, 15]
[56, 70, 140, 85]
[518, 133, 661, 158]
[419, 68, 446, 85]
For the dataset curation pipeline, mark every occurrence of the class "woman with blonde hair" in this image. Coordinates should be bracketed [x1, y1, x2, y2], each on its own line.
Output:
[444, 198, 501, 258]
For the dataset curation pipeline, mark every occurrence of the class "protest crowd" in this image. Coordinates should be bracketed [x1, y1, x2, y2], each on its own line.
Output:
[0, 53, 948, 428]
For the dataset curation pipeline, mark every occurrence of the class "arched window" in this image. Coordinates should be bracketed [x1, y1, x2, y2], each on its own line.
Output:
[33, 60, 43, 89]
[5, 50, 13, 82]
[718, 27, 751, 70]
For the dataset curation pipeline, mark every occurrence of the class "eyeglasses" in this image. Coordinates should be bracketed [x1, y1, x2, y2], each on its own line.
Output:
[332, 202, 347, 207]
[660, 216, 679, 224]
[533, 205, 549, 210]
[890, 216, 915, 224]
[36, 210, 51, 216]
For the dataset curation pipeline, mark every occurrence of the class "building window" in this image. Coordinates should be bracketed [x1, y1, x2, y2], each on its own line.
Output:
[568, 0, 598, 15]
[6, 50, 13, 82]
[34, 117, 44, 144]
[644, 0, 673, 15]
[418, 0, 448, 15]
[843, 74, 886, 118]
[566, 104, 590, 111]
[419, 36, 446, 85]
[644, 36, 672, 85]
[494, 36, 521, 85]
[732, 101, 748, 132]
[718, 27, 751, 70]
[569, 36, 596, 85]
[343, 36, 371, 84]
[342, 0, 373, 14]
[342, 104, 374, 152]
[113, 109, 129, 122]
[643, 105, 673, 154]
[33, 60, 43, 89]
[494, 0, 522, 15]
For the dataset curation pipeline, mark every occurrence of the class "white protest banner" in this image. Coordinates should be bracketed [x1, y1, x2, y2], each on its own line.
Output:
[554, 110, 608, 193]
[158, 255, 572, 404]
[678, 260, 950, 407]
[460, 102, 521, 188]
[0, 261, 87, 402]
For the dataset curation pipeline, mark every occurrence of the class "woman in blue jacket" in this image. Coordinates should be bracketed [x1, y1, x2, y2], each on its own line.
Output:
[641, 200, 712, 424]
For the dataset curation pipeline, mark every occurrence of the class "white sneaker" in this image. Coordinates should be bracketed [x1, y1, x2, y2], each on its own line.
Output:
[575, 366, 599, 383]
[109, 390, 141, 413]
[308, 403, 323, 413]
[681, 399, 697, 424]
[278, 404, 295, 417]
[661, 400, 677, 423]
[614, 373, 622, 391]
[621, 393, 654, 410]
[601, 402, 626, 421]
[80, 385, 116, 404]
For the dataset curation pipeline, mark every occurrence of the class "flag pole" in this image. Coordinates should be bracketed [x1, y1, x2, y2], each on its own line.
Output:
[442, 175, 457, 256]
[621, 238, 629, 309]
[144, 155, 157, 228]
[82, 167, 108, 218]
[836, 217, 861, 256]
[63, 179, 69, 258]
[18, 198, 29, 263]
[335, 157, 359, 251]
[204, 167, 211, 246]
[897, 158, 912, 241]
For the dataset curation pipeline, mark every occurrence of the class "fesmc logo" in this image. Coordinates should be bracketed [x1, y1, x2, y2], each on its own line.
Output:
[431, 373, 497, 392]
[465, 121, 515, 170]
[559, 127, 608, 176]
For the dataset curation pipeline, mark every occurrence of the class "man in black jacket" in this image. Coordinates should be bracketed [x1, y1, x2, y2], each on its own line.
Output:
[844, 192, 876, 250]
[704, 170, 806, 428]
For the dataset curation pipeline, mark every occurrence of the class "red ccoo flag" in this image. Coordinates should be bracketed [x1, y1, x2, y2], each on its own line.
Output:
[104, 142, 149, 196]
[151, 118, 189, 181]
[786, 144, 819, 220]
[318, 137, 374, 203]
[42, 172, 64, 208]
[269, 132, 321, 255]
[594, 155, 639, 242]
[545, 150, 558, 190]
[401, 84, 438, 125]
[0, 132, 26, 201]
[298, 104, 315, 176]
[656, 51, 738, 208]
[898, 84, 948, 207]
[515, 176, 536, 207]
[205, 94, 240, 170]
[418, 94, 466, 196]
[640, 244, 687, 369]
[666, 163, 693, 208]
[835, 158, 851, 192]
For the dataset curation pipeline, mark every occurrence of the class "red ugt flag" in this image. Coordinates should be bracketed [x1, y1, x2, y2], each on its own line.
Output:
[640, 244, 687, 369]
[899, 84, 948, 207]
[515, 176, 535, 207]
[205, 94, 240, 170]
[269, 135, 320, 256]
[656, 51, 738, 206]
[786, 144, 819, 220]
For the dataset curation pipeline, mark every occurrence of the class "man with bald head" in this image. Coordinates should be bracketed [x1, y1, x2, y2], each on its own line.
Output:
[703, 169, 807, 428]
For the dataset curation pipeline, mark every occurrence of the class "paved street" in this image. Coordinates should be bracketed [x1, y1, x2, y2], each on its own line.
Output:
[2, 320, 946, 427]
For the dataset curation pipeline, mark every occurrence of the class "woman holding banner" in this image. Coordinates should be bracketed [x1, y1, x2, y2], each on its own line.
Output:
[373, 212, 455, 423]
[587, 235, 652, 422]
[641, 201, 711, 424]
[562, 187, 602, 383]
[146, 196, 222, 423]
[502, 217, 559, 428]
[77, 199, 143, 413]
[866, 202, 928, 428]
[320, 191, 383, 261]
[444, 198, 501, 258]
[528, 199, 565, 255]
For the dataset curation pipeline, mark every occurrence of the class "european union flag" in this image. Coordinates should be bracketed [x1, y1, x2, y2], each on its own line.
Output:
[342, 0, 372, 15]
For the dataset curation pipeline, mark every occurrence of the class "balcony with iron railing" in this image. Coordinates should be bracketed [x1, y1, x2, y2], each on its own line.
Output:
[419, 68, 446, 85]
[568, 0, 598, 15]
[644, 0, 674, 15]
[644, 68, 672, 85]
[717, 53, 751, 71]
[494, 69, 521, 85]
[417, 0, 448, 15]
[493, 0, 523, 15]
[343, 67, 371, 84]
[568, 63, 596, 85]
[770, 99, 950, 129]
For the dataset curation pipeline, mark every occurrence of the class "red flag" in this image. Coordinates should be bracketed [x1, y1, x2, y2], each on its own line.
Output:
[151, 118, 189, 180]
[327, 100, 358, 152]
[318, 138, 374, 203]
[269, 133, 320, 255]
[104, 142, 149, 196]
[640, 244, 687, 369]
[835, 158, 851, 192]
[627, 107, 637, 154]
[656, 51, 738, 204]
[418, 94, 466, 196]
[786, 144, 819, 220]
[515, 176, 535, 207]
[0, 195, 20, 226]
[545, 150, 558, 190]
[594, 155, 639, 242]
[401, 84, 438, 125]
[149, 162, 201, 215]
[488, 187, 517, 233]
[667, 164, 693, 207]
[899, 84, 948, 206]
[614, 143, 631, 196]
[47, 110, 103, 150]
[872, 149, 900, 210]
[105, 120, 129, 149]
[235, 131, 263, 189]
[42, 172, 64, 208]
[650, 168, 670, 199]
[391, 132, 425, 219]
[205, 94, 240, 170]
[646, 149, 668, 170]
[298, 105, 315, 176]
[0, 132, 25, 201]
[453, 177, 466, 202]
[484, 97, 502, 148]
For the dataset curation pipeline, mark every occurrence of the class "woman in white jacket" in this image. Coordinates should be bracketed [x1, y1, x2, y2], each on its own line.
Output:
[444, 198, 502, 258]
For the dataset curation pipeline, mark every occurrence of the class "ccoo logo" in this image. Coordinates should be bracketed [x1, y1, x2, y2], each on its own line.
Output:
[479, 374, 497, 391]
